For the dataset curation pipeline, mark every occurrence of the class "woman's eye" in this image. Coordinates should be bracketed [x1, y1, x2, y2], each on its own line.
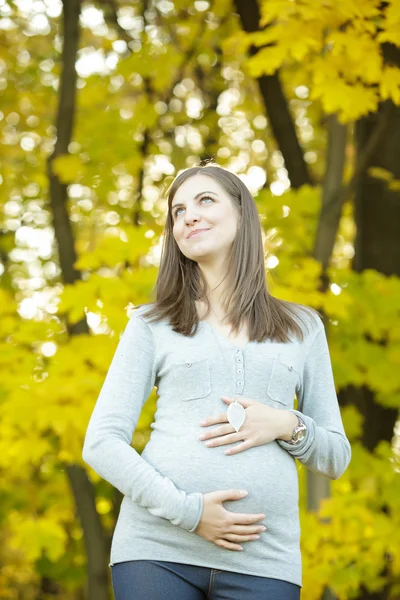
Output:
[173, 196, 213, 218]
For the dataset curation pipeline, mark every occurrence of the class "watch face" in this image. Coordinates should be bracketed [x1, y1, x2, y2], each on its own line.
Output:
[294, 429, 306, 442]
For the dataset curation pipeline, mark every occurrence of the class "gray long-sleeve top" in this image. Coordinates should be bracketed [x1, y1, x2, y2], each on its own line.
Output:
[82, 304, 351, 587]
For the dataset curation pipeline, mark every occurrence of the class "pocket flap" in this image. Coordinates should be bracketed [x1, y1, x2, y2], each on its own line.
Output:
[172, 358, 211, 401]
[267, 354, 299, 406]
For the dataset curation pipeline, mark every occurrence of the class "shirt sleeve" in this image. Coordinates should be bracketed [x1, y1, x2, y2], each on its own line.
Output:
[276, 319, 351, 479]
[82, 310, 203, 532]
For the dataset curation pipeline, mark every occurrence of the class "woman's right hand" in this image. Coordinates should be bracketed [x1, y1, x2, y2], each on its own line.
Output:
[194, 489, 267, 551]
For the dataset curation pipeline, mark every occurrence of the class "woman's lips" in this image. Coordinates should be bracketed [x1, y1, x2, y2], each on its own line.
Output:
[189, 228, 211, 238]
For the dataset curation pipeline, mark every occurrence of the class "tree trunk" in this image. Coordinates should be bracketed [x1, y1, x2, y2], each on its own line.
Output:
[46, 1, 110, 598]
[344, 43, 400, 600]
[233, 0, 313, 188]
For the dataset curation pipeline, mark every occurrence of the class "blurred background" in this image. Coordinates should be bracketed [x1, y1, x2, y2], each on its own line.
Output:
[1, 0, 400, 598]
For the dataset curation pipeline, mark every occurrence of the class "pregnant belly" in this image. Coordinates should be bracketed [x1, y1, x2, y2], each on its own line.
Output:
[141, 431, 299, 519]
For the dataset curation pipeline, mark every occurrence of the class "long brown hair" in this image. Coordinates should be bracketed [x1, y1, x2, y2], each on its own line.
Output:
[136, 163, 321, 343]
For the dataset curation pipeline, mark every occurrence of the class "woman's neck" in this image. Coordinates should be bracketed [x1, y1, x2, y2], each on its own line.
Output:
[195, 299, 226, 323]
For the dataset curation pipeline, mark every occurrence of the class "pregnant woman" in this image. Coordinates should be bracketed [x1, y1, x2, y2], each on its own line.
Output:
[82, 163, 351, 600]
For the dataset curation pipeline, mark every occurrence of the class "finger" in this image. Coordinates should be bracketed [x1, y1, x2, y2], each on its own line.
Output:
[215, 539, 243, 551]
[224, 439, 253, 455]
[223, 533, 261, 543]
[221, 395, 257, 407]
[230, 513, 266, 525]
[204, 433, 242, 448]
[200, 413, 228, 427]
[229, 524, 267, 535]
[200, 424, 236, 441]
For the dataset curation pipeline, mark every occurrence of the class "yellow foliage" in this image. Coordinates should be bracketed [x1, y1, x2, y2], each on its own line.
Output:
[74, 224, 154, 270]
[221, 29, 252, 57]
[238, 0, 400, 121]
[299, 440, 400, 598]
[388, 179, 400, 191]
[310, 66, 379, 122]
[380, 66, 400, 103]
[377, 0, 400, 44]
[52, 153, 87, 183]
[367, 166, 394, 181]
[8, 513, 67, 562]
[2, 4, 400, 595]
[339, 406, 364, 441]
[245, 45, 288, 77]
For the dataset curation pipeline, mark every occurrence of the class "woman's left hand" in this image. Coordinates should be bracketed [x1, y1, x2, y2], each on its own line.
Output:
[199, 396, 292, 455]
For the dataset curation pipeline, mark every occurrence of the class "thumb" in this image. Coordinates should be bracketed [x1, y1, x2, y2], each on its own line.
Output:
[215, 489, 248, 502]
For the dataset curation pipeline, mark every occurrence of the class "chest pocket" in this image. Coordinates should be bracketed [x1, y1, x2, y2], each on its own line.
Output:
[172, 358, 211, 401]
[267, 355, 300, 407]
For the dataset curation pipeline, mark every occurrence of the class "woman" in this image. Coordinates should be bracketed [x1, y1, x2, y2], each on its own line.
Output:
[82, 163, 351, 599]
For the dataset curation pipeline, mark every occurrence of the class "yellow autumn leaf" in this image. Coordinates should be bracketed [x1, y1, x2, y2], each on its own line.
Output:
[52, 153, 86, 183]
[8, 516, 67, 562]
[380, 66, 400, 103]
[367, 167, 394, 181]
[246, 45, 288, 77]
[388, 179, 400, 191]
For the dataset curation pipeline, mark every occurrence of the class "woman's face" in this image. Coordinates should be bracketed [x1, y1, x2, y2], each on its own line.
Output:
[171, 174, 240, 265]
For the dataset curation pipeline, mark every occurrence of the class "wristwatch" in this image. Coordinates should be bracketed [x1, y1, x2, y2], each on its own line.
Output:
[285, 414, 307, 445]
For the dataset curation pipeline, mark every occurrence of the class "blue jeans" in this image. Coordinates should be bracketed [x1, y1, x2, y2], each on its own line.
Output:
[111, 560, 301, 600]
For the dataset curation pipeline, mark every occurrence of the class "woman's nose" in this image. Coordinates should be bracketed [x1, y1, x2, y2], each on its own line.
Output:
[184, 209, 200, 223]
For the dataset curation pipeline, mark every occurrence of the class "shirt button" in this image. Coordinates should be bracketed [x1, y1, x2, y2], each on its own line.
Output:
[237, 381, 243, 386]
[288, 365, 293, 371]
[237, 369, 243, 374]
[186, 362, 192, 367]
[236, 357, 242, 363]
